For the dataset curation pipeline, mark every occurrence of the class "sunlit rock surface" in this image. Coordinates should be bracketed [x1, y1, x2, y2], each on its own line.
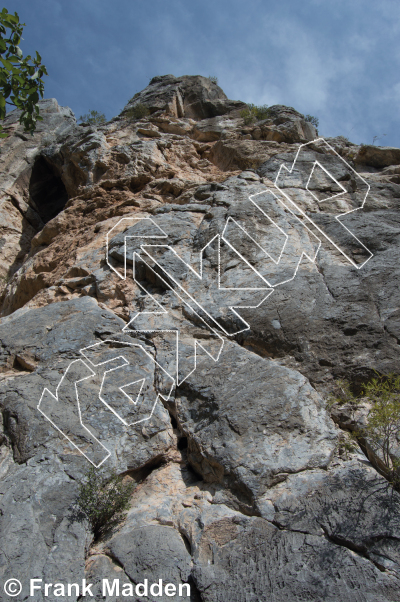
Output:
[0, 76, 399, 600]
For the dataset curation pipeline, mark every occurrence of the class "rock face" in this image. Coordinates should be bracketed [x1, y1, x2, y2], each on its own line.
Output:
[0, 99, 76, 291]
[124, 74, 247, 120]
[0, 76, 399, 600]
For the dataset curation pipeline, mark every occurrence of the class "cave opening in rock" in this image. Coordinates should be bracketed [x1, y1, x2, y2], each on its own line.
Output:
[29, 156, 68, 223]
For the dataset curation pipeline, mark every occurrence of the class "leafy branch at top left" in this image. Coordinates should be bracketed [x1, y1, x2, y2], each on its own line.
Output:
[0, 7, 48, 137]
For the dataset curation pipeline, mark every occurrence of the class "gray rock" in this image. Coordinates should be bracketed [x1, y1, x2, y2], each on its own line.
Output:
[0, 453, 89, 602]
[122, 74, 246, 121]
[107, 525, 192, 602]
[262, 460, 400, 572]
[0, 297, 175, 468]
[1, 76, 400, 601]
[193, 514, 399, 601]
[175, 341, 337, 508]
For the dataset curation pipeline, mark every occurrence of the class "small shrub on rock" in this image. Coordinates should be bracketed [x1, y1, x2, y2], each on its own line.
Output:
[327, 379, 358, 408]
[240, 103, 271, 125]
[78, 110, 106, 125]
[125, 103, 150, 120]
[361, 374, 400, 489]
[76, 466, 136, 538]
[208, 75, 218, 84]
[304, 114, 319, 128]
[329, 374, 400, 491]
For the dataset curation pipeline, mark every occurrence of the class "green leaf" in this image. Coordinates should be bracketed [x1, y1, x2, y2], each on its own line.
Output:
[29, 91, 39, 104]
[0, 11, 47, 134]
[6, 14, 19, 25]
[0, 57, 12, 70]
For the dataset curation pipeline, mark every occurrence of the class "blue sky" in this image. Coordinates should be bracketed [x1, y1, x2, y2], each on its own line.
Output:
[9, 0, 400, 147]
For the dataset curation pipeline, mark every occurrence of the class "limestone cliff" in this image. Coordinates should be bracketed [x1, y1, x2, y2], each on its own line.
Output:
[0, 75, 399, 601]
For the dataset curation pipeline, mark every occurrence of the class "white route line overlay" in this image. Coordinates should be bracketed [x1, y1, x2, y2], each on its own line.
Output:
[106, 216, 168, 280]
[106, 138, 373, 372]
[139, 236, 273, 337]
[275, 137, 373, 269]
[222, 190, 322, 288]
[124, 261, 226, 386]
[38, 137, 373, 467]
[38, 340, 175, 467]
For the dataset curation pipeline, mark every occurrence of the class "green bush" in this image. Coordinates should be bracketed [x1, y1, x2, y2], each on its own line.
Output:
[125, 102, 150, 120]
[76, 467, 136, 538]
[361, 374, 400, 489]
[208, 75, 218, 85]
[304, 114, 319, 128]
[240, 103, 271, 125]
[78, 110, 106, 125]
[329, 374, 400, 490]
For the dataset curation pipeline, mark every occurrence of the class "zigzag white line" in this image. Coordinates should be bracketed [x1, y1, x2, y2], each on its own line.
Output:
[222, 189, 322, 288]
[106, 216, 168, 280]
[274, 138, 373, 269]
[124, 267, 225, 385]
[38, 340, 175, 467]
[139, 238, 273, 337]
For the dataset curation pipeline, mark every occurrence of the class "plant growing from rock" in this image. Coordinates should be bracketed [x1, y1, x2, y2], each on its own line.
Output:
[361, 374, 400, 490]
[304, 114, 319, 128]
[329, 374, 400, 491]
[78, 109, 106, 125]
[240, 103, 271, 125]
[208, 75, 218, 84]
[76, 466, 136, 538]
[125, 102, 150, 120]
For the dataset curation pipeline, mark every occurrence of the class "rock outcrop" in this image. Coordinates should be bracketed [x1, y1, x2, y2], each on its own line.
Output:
[0, 75, 399, 601]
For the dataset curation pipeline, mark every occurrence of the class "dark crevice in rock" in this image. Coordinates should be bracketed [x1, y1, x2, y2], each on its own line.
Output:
[0, 409, 11, 448]
[270, 520, 313, 536]
[125, 454, 166, 483]
[0, 408, 26, 464]
[235, 332, 294, 361]
[272, 518, 391, 573]
[178, 436, 188, 450]
[12, 354, 35, 372]
[101, 549, 127, 572]
[184, 459, 204, 483]
[186, 575, 203, 602]
[179, 531, 192, 555]
[321, 526, 389, 573]
[29, 155, 69, 223]
[8, 193, 44, 232]
[169, 411, 178, 429]
[129, 173, 152, 193]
